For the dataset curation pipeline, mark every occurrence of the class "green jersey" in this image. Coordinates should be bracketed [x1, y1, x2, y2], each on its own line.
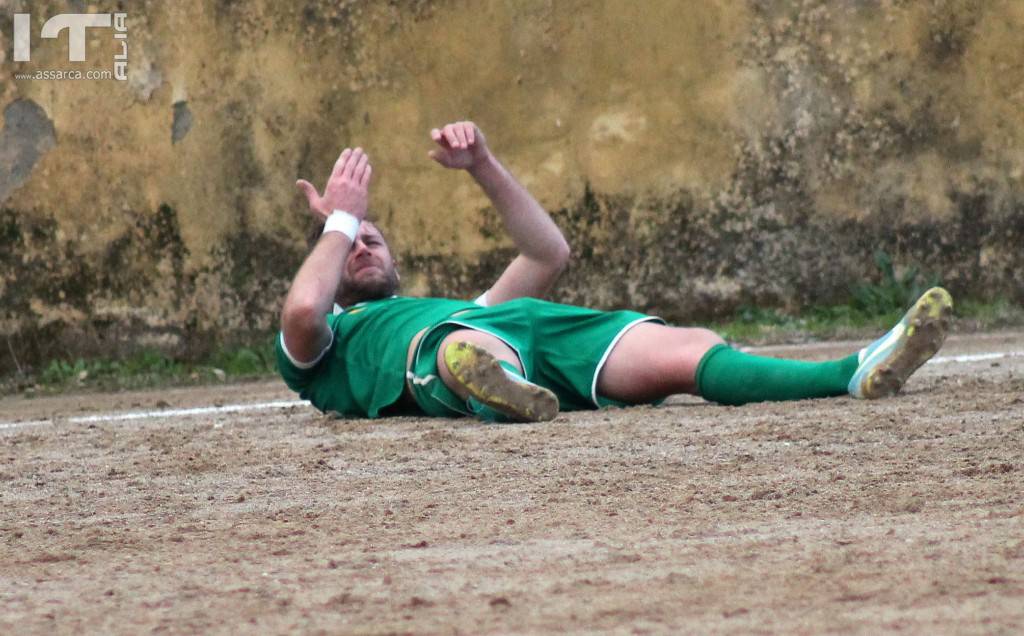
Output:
[276, 296, 480, 417]
[278, 295, 663, 420]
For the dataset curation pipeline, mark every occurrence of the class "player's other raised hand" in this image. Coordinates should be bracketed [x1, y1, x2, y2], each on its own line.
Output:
[428, 121, 491, 171]
[296, 147, 373, 221]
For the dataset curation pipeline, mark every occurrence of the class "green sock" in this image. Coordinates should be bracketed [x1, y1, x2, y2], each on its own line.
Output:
[466, 396, 502, 422]
[695, 344, 859, 406]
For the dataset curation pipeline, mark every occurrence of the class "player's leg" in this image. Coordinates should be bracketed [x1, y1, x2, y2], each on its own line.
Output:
[598, 321, 866, 405]
[437, 329, 559, 422]
[596, 324, 724, 403]
[437, 328, 521, 385]
[597, 287, 953, 405]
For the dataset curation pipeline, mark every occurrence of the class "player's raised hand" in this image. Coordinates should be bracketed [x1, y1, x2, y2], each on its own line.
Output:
[428, 121, 491, 171]
[296, 147, 373, 221]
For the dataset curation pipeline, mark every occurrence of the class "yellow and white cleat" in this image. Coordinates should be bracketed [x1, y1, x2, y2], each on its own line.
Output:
[443, 341, 559, 422]
[848, 287, 953, 399]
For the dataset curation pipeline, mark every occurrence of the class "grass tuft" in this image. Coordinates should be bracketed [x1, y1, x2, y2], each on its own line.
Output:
[17, 338, 279, 396]
[714, 252, 1021, 345]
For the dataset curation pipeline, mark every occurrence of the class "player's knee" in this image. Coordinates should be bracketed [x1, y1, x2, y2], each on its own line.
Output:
[437, 328, 520, 372]
[695, 328, 726, 349]
[642, 328, 723, 392]
[670, 327, 724, 352]
[667, 327, 724, 375]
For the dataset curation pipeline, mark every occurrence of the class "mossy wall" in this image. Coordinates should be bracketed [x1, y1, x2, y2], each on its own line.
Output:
[1, 0, 1022, 373]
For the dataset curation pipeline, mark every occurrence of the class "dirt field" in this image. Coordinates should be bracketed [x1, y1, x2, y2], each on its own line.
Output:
[1, 332, 1022, 634]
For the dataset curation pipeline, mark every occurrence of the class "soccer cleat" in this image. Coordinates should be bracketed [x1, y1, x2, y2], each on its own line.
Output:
[443, 341, 559, 422]
[848, 287, 953, 399]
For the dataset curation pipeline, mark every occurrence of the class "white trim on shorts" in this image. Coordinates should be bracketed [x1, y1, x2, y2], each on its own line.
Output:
[402, 295, 495, 415]
[590, 317, 661, 407]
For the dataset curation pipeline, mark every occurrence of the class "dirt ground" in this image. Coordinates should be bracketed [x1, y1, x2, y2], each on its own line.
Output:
[1, 332, 1022, 634]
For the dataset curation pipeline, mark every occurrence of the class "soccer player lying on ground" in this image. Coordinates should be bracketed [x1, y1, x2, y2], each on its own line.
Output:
[278, 121, 953, 422]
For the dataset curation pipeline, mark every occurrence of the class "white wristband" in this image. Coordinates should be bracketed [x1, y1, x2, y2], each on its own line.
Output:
[323, 210, 361, 243]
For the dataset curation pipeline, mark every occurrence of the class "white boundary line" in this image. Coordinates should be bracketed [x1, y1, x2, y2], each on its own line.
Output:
[0, 399, 307, 431]
[928, 351, 1024, 364]
[1, 350, 1021, 432]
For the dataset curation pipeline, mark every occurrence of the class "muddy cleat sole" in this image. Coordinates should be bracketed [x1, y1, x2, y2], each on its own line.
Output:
[443, 341, 559, 422]
[849, 287, 953, 399]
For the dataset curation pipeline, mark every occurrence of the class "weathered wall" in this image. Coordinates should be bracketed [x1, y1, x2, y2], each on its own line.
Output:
[1, 0, 1023, 372]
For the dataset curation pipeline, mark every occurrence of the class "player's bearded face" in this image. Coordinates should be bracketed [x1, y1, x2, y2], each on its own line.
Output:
[337, 223, 399, 305]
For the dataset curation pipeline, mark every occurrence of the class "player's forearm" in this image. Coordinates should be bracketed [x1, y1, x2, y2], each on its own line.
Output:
[281, 233, 351, 342]
[469, 155, 570, 266]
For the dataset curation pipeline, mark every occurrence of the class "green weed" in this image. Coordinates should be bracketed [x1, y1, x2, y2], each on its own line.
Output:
[713, 251, 956, 344]
[851, 250, 942, 316]
[27, 337, 278, 394]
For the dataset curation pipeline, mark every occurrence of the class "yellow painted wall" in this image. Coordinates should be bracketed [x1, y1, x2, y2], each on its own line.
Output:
[1, 0, 1022, 369]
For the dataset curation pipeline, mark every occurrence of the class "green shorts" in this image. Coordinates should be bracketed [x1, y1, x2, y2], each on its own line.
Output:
[407, 297, 663, 417]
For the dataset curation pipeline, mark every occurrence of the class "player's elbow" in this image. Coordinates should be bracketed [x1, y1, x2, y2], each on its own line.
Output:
[281, 298, 322, 336]
[280, 300, 332, 367]
[550, 239, 571, 273]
